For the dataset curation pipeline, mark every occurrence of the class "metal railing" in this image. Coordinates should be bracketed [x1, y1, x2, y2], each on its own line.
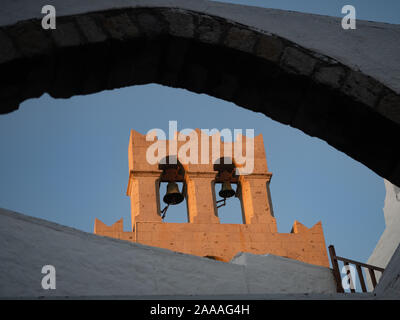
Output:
[328, 245, 385, 293]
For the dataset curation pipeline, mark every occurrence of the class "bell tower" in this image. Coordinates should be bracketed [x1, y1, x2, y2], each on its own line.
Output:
[94, 129, 330, 267]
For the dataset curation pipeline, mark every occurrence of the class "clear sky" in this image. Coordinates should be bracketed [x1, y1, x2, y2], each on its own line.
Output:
[0, 1, 398, 271]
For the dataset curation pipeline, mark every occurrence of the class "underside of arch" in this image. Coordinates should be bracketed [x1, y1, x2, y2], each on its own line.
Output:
[0, 7, 399, 186]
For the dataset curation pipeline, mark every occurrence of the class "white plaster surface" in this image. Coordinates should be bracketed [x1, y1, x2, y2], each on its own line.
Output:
[231, 252, 337, 294]
[1, 0, 400, 94]
[367, 180, 400, 289]
[0, 207, 337, 298]
[7, 293, 377, 300]
[374, 243, 400, 298]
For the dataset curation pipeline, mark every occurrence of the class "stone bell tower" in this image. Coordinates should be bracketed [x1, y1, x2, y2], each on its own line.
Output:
[94, 129, 330, 267]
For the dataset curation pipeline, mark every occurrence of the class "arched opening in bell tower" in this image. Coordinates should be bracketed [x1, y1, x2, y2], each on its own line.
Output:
[158, 156, 188, 223]
[213, 157, 244, 224]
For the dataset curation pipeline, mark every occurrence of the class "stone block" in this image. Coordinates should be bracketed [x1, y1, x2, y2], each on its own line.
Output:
[75, 15, 107, 44]
[162, 9, 194, 38]
[342, 70, 384, 108]
[255, 34, 284, 63]
[197, 15, 224, 45]
[51, 21, 84, 48]
[314, 64, 347, 89]
[224, 27, 257, 53]
[281, 47, 317, 76]
[135, 12, 167, 37]
[100, 13, 140, 41]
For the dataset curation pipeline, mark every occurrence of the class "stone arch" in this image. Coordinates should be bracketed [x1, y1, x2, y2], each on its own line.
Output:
[213, 157, 237, 176]
[158, 155, 185, 182]
[0, 6, 399, 187]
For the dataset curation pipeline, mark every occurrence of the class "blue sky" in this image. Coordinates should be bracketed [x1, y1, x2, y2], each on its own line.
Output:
[0, 1, 398, 271]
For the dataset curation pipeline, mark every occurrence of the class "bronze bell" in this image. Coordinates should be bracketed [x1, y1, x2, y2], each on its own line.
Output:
[219, 181, 235, 199]
[163, 182, 184, 205]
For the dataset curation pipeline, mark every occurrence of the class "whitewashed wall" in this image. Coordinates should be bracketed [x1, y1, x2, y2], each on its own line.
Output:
[0, 208, 336, 298]
[367, 180, 400, 290]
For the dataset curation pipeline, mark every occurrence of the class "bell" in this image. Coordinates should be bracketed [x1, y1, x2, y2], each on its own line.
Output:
[219, 181, 235, 199]
[163, 182, 184, 205]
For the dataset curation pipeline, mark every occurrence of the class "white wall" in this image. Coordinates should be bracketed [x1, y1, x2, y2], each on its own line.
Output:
[367, 179, 400, 290]
[231, 253, 337, 294]
[374, 243, 400, 298]
[0, 208, 336, 298]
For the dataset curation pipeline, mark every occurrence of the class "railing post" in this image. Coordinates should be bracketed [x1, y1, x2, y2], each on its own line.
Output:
[356, 265, 367, 292]
[328, 244, 385, 294]
[328, 245, 344, 293]
[343, 261, 356, 293]
[369, 268, 378, 289]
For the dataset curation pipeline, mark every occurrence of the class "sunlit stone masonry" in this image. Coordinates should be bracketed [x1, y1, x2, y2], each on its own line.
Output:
[95, 129, 329, 267]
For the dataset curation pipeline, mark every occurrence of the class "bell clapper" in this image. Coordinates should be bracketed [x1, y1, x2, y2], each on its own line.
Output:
[216, 198, 227, 208]
[161, 204, 170, 219]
